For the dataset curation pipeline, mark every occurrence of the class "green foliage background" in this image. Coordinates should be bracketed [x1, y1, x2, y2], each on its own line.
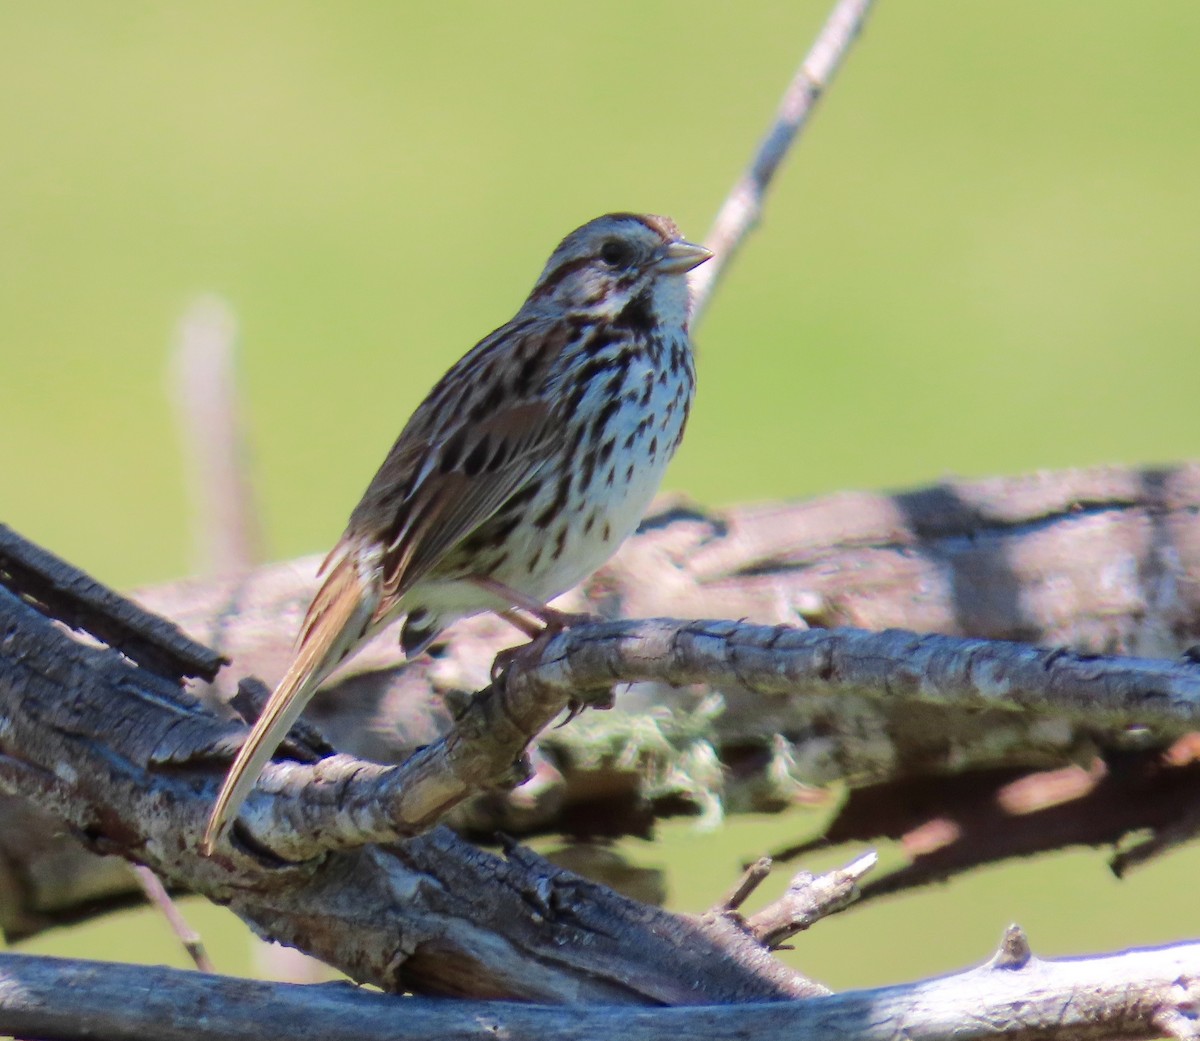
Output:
[3, 2, 1198, 991]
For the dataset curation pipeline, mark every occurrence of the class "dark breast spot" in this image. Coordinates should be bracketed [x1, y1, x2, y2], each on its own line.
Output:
[579, 445, 597, 494]
[590, 397, 622, 440]
[615, 290, 655, 333]
[503, 479, 542, 510]
[639, 372, 654, 406]
[533, 470, 571, 529]
[567, 417, 587, 456]
[551, 527, 568, 561]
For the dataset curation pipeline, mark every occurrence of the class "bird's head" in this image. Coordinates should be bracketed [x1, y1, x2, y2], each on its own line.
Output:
[528, 213, 712, 329]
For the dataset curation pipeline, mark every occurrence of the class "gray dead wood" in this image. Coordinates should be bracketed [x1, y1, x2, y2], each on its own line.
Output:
[141, 461, 1200, 794]
[0, 522, 223, 683]
[742, 852, 877, 948]
[0, 931, 1197, 1041]
[233, 617, 1200, 862]
[0, 575, 820, 1002]
[1, 461, 1199, 937]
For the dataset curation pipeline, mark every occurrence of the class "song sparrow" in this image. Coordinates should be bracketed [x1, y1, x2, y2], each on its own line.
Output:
[202, 213, 712, 852]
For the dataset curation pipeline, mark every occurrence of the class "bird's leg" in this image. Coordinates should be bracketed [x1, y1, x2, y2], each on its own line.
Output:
[471, 576, 592, 633]
[480, 581, 600, 724]
[496, 608, 543, 639]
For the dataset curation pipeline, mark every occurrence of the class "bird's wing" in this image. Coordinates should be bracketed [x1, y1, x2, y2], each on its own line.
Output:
[347, 317, 570, 616]
[200, 316, 568, 853]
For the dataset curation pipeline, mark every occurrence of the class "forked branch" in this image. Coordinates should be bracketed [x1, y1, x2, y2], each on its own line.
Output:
[1, 520, 1199, 1010]
[241, 616, 1200, 861]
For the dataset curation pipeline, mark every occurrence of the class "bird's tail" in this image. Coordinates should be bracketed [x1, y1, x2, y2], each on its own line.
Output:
[201, 551, 376, 854]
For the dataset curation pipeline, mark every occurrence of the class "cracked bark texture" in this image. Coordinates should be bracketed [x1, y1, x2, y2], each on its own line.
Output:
[0, 575, 822, 1002]
[1, 462, 1199, 940]
[1, 934, 1197, 1041]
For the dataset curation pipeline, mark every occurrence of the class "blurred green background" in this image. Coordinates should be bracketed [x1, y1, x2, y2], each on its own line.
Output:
[3, 0, 1199, 992]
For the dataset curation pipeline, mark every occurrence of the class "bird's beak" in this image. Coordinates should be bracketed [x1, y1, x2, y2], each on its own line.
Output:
[657, 240, 714, 274]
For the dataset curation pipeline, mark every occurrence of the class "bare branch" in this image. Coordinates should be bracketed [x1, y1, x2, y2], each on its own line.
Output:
[690, 0, 877, 322]
[133, 866, 215, 973]
[168, 295, 262, 574]
[207, 616, 1200, 862]
[0, 522, 223, 683]
[714, 856, 773, 913]
[1, 938, 1197, 1041]
[2, 461, 1199, 935]
[0, 578, 821, 1002]
[743, 851, 876, 947]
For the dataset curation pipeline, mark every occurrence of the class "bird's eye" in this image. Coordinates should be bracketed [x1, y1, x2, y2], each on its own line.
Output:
[600, 239, 632, 268]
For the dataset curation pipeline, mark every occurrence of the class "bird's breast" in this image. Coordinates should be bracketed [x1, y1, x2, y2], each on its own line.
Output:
[495, 333, 694, 599]
[408, 329, 695, 624]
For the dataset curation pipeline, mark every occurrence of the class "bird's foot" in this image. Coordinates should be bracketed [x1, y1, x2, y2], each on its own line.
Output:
[489, 608, 592, 686]
[473, 576, 594, 638]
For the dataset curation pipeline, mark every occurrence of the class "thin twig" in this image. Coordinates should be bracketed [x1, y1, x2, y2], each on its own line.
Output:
[169, 295, 262, 575]
[744, 851, 876, 947]
[690, 0, 876, 324]
[133, 866, 216, 973]
[715, 856, 773, 913]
